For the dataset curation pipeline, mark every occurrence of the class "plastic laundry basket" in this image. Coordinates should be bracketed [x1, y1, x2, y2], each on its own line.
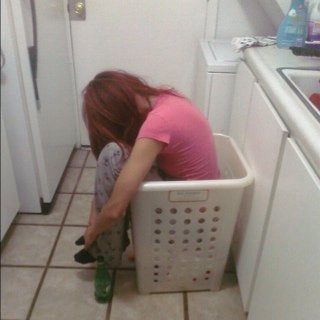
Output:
[131, 134, 253, 294]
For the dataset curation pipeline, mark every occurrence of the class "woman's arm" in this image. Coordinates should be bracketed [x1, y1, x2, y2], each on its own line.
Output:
[84, 137, 165, 248]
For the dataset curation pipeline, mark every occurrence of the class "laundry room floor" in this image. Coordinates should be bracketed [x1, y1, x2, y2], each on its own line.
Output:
[1, 149, 247, 320]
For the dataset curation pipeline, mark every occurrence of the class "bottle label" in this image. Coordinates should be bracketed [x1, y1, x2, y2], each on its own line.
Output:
[169, 190, 208, 202]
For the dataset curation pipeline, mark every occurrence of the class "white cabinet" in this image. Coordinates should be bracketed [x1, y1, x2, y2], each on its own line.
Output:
[233, 82, 288, 311]
[1, 117, 20, 240]
[229, 61, 256, 149]
[249, 138, 320, 320]
[193, 40, 239, 134]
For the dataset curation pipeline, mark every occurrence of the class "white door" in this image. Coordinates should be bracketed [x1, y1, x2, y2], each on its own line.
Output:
[33, 0, 77, 202]
[6, 0, 77, 209]
[69, 0, 209, 144]
[233, 83, 288, 311]
[248, 138, 320, 320]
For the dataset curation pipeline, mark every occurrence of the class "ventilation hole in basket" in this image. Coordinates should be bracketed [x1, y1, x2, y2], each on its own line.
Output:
[184, 207, 192, 214]
[205, 277, 210, 280]
[155, 219, 162, 224]
[195, 247, 202, 252]
[198, 218, 205, 224]
[155, 208, 163, 214]
[214, 206, 220, 212]
[197, 228, 204, 233]
[168, 239, 175, 245]
[206, 270, 211, 274]
[183, 239, 189, 244]
[183, 229, 190, 235]
[170, 208, 177, 214]
[212, 217, 220, 222]
[154, 239, 161, 244]
[169, 219, 177, 225]
[154, 229, 161, 235]
[184, 219, 191, 225]
[211, 227, 218, 232]
[210, 237, 216, 242]
[167, 248, 174, 254]
[192, 278, 197, 282]
[199, 207, 207, 213]
[197, 238, 203, 243]
[154, 272, 159, 276]
[153, 279, 159, 283]
[154, 265, 160, 269]
[169, 230, 176, 235]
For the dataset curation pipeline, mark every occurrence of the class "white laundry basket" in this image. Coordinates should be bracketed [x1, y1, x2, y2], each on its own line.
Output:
[131, 134, 253, 294]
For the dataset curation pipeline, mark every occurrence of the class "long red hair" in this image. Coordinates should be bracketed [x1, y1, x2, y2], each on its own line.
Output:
[82, 70, 174, 159]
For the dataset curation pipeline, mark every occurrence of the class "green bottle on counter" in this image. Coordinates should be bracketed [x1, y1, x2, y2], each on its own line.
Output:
[94, 256, 113, 303]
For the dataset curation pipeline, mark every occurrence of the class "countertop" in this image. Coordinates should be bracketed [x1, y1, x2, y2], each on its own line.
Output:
[243, 45, 320, 176]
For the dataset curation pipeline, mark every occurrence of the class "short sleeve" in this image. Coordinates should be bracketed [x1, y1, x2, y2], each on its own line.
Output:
[137, 113, 171, 144]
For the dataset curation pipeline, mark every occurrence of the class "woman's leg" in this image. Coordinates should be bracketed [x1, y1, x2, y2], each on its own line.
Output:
[76, 142, 163, 267]
[93, 142, 130, 268]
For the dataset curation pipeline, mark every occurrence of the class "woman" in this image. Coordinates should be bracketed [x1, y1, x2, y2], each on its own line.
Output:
[74, 70, 220, 266]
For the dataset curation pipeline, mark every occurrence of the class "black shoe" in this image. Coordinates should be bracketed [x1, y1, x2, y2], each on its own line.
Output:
[74, 248, 97, 264]
[74, 235, 100, 264]
[75, 235, 85, 246]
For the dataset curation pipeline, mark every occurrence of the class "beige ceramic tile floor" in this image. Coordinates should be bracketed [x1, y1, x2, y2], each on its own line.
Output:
[1, 149, 247, 320]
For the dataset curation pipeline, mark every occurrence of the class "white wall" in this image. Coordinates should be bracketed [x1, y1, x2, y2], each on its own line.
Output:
[257, 0, 288, 28]
[214, 0, 277, 39]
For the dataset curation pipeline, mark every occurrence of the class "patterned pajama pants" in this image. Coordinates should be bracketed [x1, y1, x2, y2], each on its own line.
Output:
[91, 142, 161, 267]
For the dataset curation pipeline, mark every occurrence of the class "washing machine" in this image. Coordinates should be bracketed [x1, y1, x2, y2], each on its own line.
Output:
[193, 39, 240, 134]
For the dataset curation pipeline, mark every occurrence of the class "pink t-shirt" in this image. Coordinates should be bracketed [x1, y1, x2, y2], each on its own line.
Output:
[137, 93, 220, 180]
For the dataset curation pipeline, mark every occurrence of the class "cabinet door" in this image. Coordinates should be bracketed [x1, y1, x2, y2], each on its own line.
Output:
[249, 138, 320, 320]
[229, 61, 256, 149]
[233, 83, 288, 311]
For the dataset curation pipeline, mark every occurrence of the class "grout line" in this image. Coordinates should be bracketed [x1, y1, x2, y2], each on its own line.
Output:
[183, 292, 190, 320]
[25, 268, 48, 320]
[59, 223, 88, 227]
[25, 151, 89, 319]
[0, 264, 44, 269]
[25, 206, 73, 319]
[5, 149, 104, 320]
[12, 222, 66, 227]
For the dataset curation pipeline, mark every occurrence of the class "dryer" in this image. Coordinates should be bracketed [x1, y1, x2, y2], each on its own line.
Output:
[193, 39, 240, 134]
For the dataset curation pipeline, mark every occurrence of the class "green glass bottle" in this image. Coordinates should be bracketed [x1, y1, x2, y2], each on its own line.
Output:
[94, 256, 113, 303]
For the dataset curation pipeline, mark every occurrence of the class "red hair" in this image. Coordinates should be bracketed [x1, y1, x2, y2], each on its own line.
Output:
[82, 70, 174, 158]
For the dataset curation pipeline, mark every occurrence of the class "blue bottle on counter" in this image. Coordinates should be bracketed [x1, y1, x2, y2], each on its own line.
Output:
[276, 0, 308, 48]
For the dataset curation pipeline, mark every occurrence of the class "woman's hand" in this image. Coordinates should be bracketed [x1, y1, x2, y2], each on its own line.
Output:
[85, 138, 165, 243]
[84, 223, 98, 249]
[83, 201, 98, 248]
